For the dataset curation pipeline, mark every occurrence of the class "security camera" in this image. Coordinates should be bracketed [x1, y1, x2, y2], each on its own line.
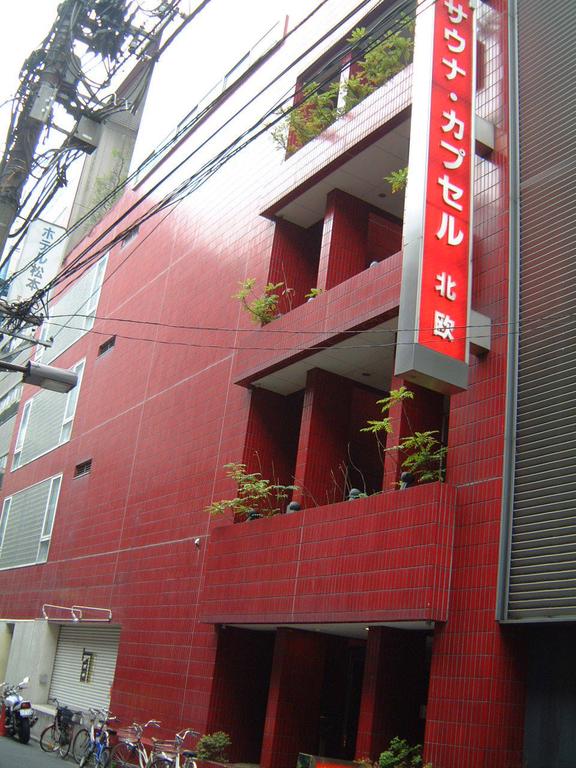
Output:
[194, 537, 201, 547]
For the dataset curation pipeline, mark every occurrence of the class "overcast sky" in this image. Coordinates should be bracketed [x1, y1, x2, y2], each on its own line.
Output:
[0, 0, 309, 151]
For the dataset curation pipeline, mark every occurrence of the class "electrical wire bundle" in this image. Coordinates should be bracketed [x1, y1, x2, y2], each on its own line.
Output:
[3, 0, 422, 353]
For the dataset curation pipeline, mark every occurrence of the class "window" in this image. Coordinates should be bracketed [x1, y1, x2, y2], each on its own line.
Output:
[0, 499, 11, 558]
[12, 399, 32, 470]
[0, 474, 63, 569]
[0, 454, 7, 490]
[60, 360, 85, 443]
[84, 255, 108, 330]
[37, 253, 109, 365]
[0, 384, 22, 427]
[36, 476, 62, 563]
[10, 358, 86, 470]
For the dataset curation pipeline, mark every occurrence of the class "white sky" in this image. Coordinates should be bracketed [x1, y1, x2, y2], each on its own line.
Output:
[0, 0, 310, 156]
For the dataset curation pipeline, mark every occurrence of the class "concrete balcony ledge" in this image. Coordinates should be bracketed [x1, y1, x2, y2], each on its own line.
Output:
[232, 251, 402, 393]
[201, 481, 457, 626]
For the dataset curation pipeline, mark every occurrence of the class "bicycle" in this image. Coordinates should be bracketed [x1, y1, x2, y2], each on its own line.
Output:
[39, 697, 81, 759]
[76, 708, 116, 768]
[109, 719, 161, 767]
[148, 729, 200, 768]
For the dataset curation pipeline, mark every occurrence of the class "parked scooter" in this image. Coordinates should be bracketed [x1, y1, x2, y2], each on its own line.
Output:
[1, 676, 37, 744]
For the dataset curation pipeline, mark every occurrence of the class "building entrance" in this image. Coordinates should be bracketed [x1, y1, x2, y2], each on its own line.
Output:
[207, 625, 430, 768]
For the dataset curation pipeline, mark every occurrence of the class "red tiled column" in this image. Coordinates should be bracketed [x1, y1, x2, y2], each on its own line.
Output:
[260, 629, 327, 768]
[206, 627, 275, 763]
[317, 189, 373, 291]
[269, 220, 322, 312]
[293, 368, 353, 507]
[356, 628, 428, 759]
[383, 377, 445, 490]
[243, 388, 302, 491]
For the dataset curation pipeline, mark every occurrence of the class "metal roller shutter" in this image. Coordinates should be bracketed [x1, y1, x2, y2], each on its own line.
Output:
[49, 625, 120, 711]
[507, 0, 576, 620]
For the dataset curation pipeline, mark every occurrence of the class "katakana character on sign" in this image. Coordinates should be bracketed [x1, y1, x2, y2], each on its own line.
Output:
[436, 212, 464, 245]
[442, 57, 467, 80]
[444, 27, 466, 53]
[441, 109, 465, 140]
[434, 311, 456, 341]
[438, 174, 464, 211]
[440, 140, 466, 170]
[435, 272, 457, 301]
[444, 0, 468, 24]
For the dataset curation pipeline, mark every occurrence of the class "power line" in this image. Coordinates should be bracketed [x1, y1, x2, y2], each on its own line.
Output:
[8, 0, 412, 310]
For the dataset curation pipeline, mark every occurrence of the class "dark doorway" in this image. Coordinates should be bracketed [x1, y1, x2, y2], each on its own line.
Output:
[318, 638, 365, 759]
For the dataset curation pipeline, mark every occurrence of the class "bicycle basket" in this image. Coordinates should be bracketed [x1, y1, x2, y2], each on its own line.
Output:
[58, 707, 79, 727]
[153, 739, 182, 758]
[116, 726, 140, 744]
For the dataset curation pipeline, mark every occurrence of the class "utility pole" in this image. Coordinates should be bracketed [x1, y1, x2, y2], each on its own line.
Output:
[0, 0, 182, 264]
[0, 0, 76, 258]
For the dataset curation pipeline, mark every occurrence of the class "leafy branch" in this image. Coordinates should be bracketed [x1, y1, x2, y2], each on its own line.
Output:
[362, 387, 446, 484]
[234, 279, 290, 325]
[272, 18, 414, 156]
[206, 463, 297, 519]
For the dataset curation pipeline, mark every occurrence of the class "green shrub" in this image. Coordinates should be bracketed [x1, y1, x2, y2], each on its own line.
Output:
[379, 737, 430, 768]
[196, 731, 231, 762]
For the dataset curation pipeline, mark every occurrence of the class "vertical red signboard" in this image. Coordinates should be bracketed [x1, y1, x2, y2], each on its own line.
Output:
[395, 0, 476, 393]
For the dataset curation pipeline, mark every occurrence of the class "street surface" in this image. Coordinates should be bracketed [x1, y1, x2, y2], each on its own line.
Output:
[0, 735, 68, 767]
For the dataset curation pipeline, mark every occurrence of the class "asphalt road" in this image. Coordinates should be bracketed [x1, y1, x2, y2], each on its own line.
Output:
[0, 735, 71, 767]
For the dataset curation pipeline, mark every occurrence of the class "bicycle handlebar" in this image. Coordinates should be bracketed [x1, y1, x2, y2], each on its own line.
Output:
[176, 729, 201, 742]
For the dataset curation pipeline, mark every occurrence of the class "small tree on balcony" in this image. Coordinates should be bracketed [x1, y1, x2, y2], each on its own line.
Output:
[362, 386, 447, 484]
[206, 463, 297, 519]
[271, 18, 414, 156]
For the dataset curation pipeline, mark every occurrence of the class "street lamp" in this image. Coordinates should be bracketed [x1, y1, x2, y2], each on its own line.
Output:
[0, 360, 77, 393]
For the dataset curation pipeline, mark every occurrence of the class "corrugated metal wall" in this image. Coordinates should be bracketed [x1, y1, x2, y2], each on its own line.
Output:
[49, 625, 120, 711]
[507, 0, 576, 619]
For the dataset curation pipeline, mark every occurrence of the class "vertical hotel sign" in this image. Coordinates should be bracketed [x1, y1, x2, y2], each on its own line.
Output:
[395, 0, 476, 393]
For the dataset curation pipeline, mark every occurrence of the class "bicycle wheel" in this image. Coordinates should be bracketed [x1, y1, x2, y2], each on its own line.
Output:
[57, 723, 73, 758]
[40, 723, 60, 752]
[73, 729, 91, 764]
[149, 759, 174, 768]
[109, 741, 138, 767]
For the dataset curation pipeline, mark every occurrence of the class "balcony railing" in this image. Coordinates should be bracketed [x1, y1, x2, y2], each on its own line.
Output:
[201, 481, 456, 626]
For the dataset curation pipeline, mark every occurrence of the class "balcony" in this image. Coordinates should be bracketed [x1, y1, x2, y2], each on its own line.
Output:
[201, 481, 456, 626]
[233, 250, 402, 393]
[261, 65, 413, 225]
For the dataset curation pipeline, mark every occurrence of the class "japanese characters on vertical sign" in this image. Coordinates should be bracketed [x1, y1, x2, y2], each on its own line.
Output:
[419, 0, 474, 361]
[395, 0, 475, 392]
[7, 219, 66, 302]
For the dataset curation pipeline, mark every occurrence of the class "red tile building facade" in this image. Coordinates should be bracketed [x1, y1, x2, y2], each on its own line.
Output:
[1, 1, 572, 766]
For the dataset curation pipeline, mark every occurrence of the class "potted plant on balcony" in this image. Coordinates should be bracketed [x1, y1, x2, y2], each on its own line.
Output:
[234, 278, 292, 325]
[206, 463, 298, 520]
[271, 18, 414, 156]
[362, 387, 447, 484]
